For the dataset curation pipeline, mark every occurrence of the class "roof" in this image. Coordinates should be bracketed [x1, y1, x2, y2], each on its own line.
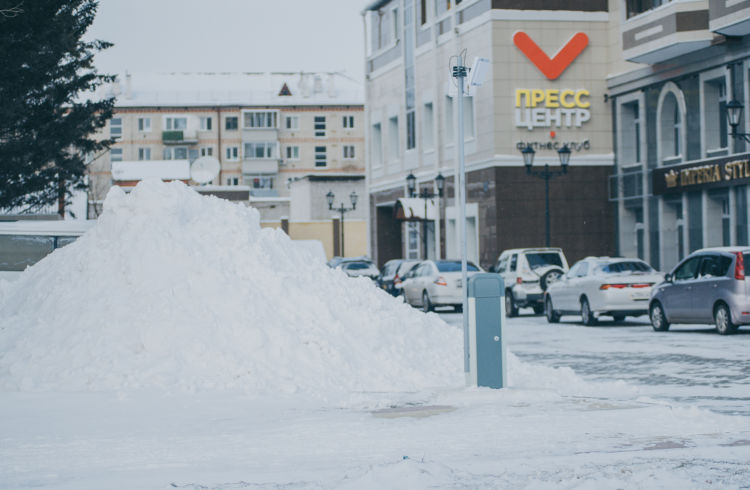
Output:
[394, 198, 438, 221]
[363, 0, 394, 12]
[0, 219, 96, 236]
[103, 72, 364, 108]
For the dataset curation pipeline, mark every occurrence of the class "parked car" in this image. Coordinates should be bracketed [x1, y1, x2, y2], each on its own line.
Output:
[400, 259, 482, 312]
[327, 256, 369, 269]
[649, 247, 750, 335]
[337, 259, 379, 280]
[544, 257, 663, 325]
[493, 248, 569, 317]
[378, 259, 420, 296]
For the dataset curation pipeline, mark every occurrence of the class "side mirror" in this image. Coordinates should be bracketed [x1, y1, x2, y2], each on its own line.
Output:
[664, 273, 673, 283]
[488, 265, 496, 273]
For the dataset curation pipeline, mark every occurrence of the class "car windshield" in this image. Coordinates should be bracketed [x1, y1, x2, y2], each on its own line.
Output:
[346, 262, 373, 270]
[436, 261, 480, 272]
[525, 252, 563, 270]
[600, 261, 652, 273]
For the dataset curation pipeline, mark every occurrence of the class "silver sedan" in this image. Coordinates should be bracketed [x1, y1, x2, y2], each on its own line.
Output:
[545, 257, 663, 325]
[400, 259, 482, 312]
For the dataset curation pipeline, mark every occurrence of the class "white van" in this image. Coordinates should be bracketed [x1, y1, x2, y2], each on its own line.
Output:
[0, 220, 95, 281]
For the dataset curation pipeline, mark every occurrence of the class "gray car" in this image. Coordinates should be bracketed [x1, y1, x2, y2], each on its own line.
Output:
[649, 247, 750, 335]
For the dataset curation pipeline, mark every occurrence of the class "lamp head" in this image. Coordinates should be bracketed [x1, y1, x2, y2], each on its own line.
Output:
[521, 145, 535, 172]
[406, 172, 416, 197]
[435, 172, 445, 197]
[727, 99, 744, 132]
[557, 145, 571, 172]
[349, 190, 358, 209]
[326, 190, 334, 210]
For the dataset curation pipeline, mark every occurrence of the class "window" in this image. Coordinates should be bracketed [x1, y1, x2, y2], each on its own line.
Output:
[110, 117, 122, 138]
[225, 146, 239, 161]
[703, 76, 728, 154]
[199, 117, 212, 131]
[698, 254, 732, 278]
[315, 146, 327, 167]
[406, 110, 416, 150]
[372, 122, 383, 167]
[163, 147, 188, 160]
[391, 6, 399, 43]
[286, 146, 299, 160]
[248, 175, 274, 189]
[314, 116, 326, 137]
[445, 95, 454, 145]
[509, 254, 517, 272]
[342, 115, 355, 129]
[388, 115, 399, 161]
[436, 0, 451, 17]
[165, 117, 187, 130]
[621, 101, 641, 164]
[226, 177, 239, 186]
[659, 88, 683, 163]
[343, 145, 355, 159]
[674, 256, 701, 281]
[626, 0, 669, 19]
[243, 110, 278, 129]
[137, 117, 151, 132]
[423, 102, 434, 151]
[200, 146, 213, 157]
[406, 222, 420, 259]
[244, 142, 277, 159]
[110, 147, 122, 161]
[137, 148, 151, 161]
[285, 116, 299, 130]
[420, 0, 428, 25]
[225, 116, 238, 130]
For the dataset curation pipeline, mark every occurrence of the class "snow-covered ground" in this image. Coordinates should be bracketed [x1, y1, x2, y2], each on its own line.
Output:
[1, 181, 749, 489]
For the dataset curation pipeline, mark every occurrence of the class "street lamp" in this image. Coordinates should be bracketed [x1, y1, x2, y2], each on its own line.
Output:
[327, 190, 358, 257]
[727, 99, 750, 143]
[522, 144, 571, 247]
[405, 173, 445, 259]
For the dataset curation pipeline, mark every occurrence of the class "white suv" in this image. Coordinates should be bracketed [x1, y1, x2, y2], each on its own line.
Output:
[493, 248, 569, 317]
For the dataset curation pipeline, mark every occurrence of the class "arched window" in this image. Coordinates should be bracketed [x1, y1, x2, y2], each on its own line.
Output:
[657, 82, 686, 165]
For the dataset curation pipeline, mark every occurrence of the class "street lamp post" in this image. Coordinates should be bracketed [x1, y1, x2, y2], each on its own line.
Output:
[727, 99, 750, 144]
[521, 145, 571, 247]
[326, 190, 358, 257]
[406, 172, 445, 259]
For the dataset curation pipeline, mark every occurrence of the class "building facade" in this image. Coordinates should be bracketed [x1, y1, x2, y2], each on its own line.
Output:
[608, 0, 750, 271]
[89, 72, 366, 259]
[363, 0, 617, 270]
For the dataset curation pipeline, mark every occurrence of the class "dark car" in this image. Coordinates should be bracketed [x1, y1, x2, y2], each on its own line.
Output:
[649, 247, 750, 335]
[378, 259, 419, 296]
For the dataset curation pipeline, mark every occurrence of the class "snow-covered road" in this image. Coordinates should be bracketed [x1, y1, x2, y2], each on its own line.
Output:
[2, 312, 750, 489]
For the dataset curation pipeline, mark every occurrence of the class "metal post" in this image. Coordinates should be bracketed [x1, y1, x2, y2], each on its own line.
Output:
[454, 56, 469, 377]
[544, 164, 550, 247]
[423, 196, 428, 259]
[340, 206, 345, 257]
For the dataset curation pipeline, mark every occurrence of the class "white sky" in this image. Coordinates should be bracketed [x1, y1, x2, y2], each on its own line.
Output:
[87, 0, 372, 83]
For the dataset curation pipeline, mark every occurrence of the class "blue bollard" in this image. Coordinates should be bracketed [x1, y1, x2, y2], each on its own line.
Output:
[467, 273, 506, 388]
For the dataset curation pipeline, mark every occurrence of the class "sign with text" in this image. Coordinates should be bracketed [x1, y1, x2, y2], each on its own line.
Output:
[652, 156, 750, 195]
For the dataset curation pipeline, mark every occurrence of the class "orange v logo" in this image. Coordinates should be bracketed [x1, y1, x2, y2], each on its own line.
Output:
[513, 32, 589, 81]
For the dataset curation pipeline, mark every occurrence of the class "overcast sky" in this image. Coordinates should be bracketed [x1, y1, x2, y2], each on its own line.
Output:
[87, 0, 371, 83]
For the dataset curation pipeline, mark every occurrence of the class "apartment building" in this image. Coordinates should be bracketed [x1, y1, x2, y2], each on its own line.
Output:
[608, 0, 750, 270]
[363, 0, 616, 269]
[90, 72, 366, 258]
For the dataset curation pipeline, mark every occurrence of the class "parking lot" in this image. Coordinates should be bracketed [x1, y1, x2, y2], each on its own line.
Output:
[439, 308, 750, 417]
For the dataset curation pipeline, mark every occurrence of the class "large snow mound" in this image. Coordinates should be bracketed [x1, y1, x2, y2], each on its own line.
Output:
[0, 180, 463, 394]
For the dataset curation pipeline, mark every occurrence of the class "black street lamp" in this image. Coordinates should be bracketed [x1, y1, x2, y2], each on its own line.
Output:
[327, 190, 358, 257]
[405, 173, 445, 259]
[522, 145, 571, 247]
[727, 99, 750, 143]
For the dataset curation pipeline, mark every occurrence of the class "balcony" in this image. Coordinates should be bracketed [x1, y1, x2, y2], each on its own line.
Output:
[622, 1, 713, 64]
[162, 130, 199, 145]
[710, 0, 750, 36]
[242, 159, 279, 175]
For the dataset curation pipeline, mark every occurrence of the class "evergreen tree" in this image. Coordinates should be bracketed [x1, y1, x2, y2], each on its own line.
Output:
[0, 0, 115, 215]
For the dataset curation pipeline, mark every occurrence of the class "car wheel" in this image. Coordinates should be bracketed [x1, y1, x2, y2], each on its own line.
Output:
[540, 269, 564, 291]
[533, 304, 545, 315]
[580, 297, 596, 326]
[454, 304, 463, 313]
[422, 291, 433, 313]
[714, 303, 737, 335]
[505, 290, 518, 317]
[650, 302, 670, 332]
[612, 314, 626, 323]
[545, 296, 560, 323]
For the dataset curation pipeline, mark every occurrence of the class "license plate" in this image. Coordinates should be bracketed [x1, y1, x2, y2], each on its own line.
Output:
[631, 291, 649, 301]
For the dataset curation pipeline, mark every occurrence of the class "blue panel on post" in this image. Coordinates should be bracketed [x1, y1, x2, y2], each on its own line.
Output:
[468, 274, 505, 389]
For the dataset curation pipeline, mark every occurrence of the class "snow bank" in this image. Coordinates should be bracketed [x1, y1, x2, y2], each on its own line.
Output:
[0, 180, 464, 395]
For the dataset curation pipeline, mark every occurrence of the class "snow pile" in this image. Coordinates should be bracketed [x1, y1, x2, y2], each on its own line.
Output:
[0, 180, 463, 395]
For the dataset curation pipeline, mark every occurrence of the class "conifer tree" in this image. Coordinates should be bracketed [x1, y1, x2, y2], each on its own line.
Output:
[0, 0, 115, 215]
